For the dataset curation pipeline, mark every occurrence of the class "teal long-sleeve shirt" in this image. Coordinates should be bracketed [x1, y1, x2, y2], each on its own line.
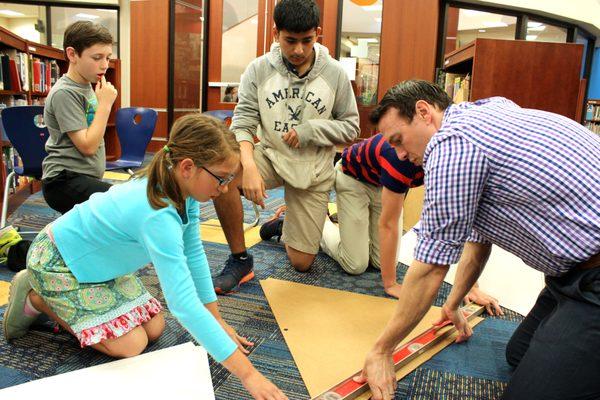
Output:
[52, 177, 237, 362]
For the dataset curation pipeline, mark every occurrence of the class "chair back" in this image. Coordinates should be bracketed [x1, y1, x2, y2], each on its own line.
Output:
[115, 107, 157, 164]
[0, 106, 49, 179]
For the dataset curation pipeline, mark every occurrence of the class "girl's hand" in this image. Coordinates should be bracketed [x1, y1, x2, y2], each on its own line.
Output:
[221, 321, 254, 355]
[242, 370, 288, 400]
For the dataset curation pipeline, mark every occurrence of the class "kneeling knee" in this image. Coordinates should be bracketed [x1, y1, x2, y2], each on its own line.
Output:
[144, 313, 165, 343]
[292, 260, 313, 273]
[104, 327, 148, 358]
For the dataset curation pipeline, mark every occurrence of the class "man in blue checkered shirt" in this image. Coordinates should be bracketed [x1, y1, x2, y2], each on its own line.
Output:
[356, 80, 600, 400]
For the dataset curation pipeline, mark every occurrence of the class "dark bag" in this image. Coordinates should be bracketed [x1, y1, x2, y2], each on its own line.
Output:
[6, 240, 32, 272]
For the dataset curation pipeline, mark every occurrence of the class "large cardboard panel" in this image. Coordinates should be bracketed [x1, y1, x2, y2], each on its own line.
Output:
[261, 278, 482, 398]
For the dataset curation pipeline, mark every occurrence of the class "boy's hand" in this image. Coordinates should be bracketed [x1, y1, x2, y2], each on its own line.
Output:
[242, 164, 267, 208]
[95, 75, 118, 108]
[384, 283, 402, 299]
[282, 129, 300, 148]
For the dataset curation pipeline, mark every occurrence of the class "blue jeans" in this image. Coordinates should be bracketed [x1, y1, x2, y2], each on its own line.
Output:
[503, 265, 600, 400]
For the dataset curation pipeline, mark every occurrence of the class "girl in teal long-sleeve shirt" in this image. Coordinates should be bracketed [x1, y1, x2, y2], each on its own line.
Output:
[3, 113, 287, 400]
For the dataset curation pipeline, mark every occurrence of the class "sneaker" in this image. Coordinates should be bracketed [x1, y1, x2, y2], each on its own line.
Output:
[213, 254, 255, 295]
[3, 270, 38, 340]
[259, 216, 284, 242]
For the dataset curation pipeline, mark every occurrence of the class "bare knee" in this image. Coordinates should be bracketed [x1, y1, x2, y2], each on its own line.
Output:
[143, 312, 165, 342]
[287, 248, 316, 272]
[100, 326, 148, 358]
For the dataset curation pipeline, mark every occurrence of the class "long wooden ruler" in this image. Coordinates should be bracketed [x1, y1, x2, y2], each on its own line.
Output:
[311, 303, 485, 400]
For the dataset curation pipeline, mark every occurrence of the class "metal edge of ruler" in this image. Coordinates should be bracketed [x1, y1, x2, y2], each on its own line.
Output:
[311, 303, 485, 400]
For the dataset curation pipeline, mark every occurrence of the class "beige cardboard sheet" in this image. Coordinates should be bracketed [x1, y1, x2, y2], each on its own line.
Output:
[200, 218, 263, 248]
[261, 278, 483, 398]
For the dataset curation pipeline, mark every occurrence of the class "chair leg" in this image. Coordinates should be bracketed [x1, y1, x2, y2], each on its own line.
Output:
[1, 171, 16, 228]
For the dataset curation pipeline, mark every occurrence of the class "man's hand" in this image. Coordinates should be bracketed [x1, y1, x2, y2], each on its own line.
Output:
[353, 348, 396, 400]
[464, 287, 503, 316]
[95, 75, 118, 108]
[282, 129, 300, 149]
[433, 304, 472, 343]
[242, 164, 267, 208]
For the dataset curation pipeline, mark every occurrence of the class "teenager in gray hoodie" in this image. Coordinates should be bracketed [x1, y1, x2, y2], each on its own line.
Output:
[212, 0, 359, 293]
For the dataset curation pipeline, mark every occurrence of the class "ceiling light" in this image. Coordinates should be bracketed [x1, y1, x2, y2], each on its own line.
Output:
[526, 34, 538, 40]
[362, 5, 382, 11]
[478, 29, 486, 32]
[74, 13, 100, 20]
[528, 25, 546, 32]
[527, 22, 543, 28]
[0, 9, 25, 17]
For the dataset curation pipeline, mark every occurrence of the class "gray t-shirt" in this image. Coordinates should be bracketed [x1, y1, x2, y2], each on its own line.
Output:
[42, 75, 105, 180]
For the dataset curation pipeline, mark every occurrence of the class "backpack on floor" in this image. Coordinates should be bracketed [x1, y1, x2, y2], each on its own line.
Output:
[6, 239, 31, 272]
[0, 225, 30, 272]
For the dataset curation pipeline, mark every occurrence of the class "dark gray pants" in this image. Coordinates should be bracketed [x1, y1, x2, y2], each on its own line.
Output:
[42, 169, 111, 214]
[503, 265, 600, 400]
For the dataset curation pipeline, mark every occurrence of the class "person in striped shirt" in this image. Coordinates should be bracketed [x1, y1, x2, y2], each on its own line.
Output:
[321, 133, 499, 310]
[320, 133, 423, 298]
[357, 80, 600, 400]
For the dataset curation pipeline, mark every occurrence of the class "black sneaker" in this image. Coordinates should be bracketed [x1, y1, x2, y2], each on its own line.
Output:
[259, 216, 284, 242]
[213, 254, 255, 295]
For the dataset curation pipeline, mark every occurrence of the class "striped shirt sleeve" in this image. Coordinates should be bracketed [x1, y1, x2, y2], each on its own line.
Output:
[415, 135, 490, 265]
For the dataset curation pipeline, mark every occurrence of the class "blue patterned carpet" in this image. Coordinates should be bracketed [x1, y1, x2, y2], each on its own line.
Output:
[0, 176, 522, 399]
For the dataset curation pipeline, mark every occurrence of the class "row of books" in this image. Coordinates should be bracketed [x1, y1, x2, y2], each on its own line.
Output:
[585, 122, 600, 135]
[584, 104, 600, 121]
[436, 70, 471, 103]
[0, 49, 61, 94]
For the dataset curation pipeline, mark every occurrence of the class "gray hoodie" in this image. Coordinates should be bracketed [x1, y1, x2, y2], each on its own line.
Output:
[231, 42, 359, 190]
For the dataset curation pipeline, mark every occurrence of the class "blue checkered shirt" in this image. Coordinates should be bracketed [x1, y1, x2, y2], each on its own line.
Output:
[415, 97, 600, 276]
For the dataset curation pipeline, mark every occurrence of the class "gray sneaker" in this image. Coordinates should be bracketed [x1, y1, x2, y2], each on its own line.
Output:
[3, 270, 38, 340]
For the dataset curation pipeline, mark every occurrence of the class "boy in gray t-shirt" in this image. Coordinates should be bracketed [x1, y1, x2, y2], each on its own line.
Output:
[41, 21, 118, 214]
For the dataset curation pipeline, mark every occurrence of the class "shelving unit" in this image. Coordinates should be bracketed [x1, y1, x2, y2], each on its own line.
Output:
[584, 99, 600, 135]
[440, 38, 585, 121]
[0, 26, 121, 213]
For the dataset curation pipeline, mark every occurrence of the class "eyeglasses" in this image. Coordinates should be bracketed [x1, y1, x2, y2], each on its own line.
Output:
[202, 166, 235, 186]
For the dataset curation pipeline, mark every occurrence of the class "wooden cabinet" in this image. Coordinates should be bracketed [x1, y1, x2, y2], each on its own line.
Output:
[443, 39, 584, 120]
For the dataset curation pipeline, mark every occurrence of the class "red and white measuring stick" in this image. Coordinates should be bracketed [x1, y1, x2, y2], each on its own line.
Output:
[311, 303, 485, 400]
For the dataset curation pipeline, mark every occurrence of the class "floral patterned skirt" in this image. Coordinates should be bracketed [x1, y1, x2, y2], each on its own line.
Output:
[27, 227, 163, 347]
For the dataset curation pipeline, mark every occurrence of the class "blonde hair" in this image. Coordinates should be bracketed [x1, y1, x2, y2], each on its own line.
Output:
[136, 113, 240, 212]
